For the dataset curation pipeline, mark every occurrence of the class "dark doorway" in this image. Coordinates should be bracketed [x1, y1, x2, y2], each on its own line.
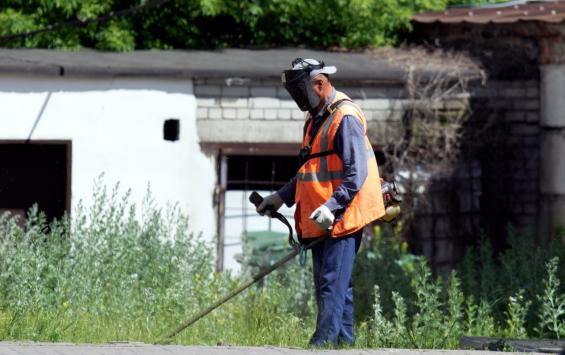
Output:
[0, 141, 71, 222]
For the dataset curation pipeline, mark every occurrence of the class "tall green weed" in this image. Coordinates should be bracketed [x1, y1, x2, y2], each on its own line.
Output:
[356, 224, 564, 348]
[0, 181, 563, 347]
[536, 257, 565, 339]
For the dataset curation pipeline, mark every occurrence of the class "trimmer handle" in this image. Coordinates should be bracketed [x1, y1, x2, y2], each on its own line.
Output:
[249, 191, 264, 209]
[249, 191, 279, 217]
[248, 191, 298, 248]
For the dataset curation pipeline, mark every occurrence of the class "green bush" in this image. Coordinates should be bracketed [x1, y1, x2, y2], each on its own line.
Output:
[0, 0, 508, 51]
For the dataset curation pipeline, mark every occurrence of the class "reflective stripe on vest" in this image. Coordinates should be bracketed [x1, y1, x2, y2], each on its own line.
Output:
[296, 102, 374, 183]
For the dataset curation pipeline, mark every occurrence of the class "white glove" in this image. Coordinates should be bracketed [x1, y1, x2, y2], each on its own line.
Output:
[256, 192, 284, 216]
[309, 205, 335, 231]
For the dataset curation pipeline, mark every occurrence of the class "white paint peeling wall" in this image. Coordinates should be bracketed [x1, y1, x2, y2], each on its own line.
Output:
[0, 76, 216, 242]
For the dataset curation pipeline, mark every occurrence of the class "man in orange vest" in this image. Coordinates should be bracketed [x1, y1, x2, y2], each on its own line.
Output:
[257, 58, 385, 347]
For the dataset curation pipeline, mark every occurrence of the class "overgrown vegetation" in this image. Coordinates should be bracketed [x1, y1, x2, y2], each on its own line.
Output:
[354, 225, 565, 347]
[0, 0, 509, 51]
[0, 184, 563, 347]
[0, 183, 314, 345]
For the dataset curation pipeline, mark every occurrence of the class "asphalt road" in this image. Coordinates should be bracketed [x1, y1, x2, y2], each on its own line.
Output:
[0, 342, 548, 355]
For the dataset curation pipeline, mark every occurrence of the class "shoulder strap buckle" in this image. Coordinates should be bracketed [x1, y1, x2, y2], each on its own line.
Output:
[326, 98, 352, 116]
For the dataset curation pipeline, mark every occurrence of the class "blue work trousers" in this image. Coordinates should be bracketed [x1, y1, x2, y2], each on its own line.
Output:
[309, 230, 362, 347]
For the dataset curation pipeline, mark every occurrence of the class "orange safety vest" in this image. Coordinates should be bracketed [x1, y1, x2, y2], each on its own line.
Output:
[295, 91, 385, 239]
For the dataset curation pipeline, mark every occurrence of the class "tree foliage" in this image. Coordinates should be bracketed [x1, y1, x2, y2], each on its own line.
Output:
[0, 0, 508, 51]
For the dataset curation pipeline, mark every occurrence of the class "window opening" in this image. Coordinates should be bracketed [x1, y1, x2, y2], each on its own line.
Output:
[221, 155, 297, 272]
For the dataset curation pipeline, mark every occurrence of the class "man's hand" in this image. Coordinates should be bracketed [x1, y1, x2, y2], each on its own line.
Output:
[256, 192, 284, 216]
[309, 205, 334, 231]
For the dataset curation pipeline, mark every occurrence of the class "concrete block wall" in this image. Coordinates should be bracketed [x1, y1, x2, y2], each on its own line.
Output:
[194, 78, 406, 146]
[471, 80, 540, 236]
[412, 80, 541, 269]
[413, 160, 483, 270]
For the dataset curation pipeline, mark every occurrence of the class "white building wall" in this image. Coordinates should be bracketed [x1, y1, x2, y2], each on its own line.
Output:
[0, 76, 216, 241]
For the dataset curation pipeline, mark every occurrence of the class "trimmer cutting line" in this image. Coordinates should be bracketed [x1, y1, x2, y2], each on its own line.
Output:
[158, 191, 329, 344]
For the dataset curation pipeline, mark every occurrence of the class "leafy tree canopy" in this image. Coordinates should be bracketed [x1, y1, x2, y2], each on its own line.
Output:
[0, 0, 509, 51]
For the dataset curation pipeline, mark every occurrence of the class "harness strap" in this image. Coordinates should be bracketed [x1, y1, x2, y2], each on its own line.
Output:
[299, 98, 353, 168]
[303, 98, 353, 145]
[305, 150, 335, 160]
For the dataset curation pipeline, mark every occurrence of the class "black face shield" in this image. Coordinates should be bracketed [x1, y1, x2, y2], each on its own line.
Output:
[281, 58, 325, 113]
